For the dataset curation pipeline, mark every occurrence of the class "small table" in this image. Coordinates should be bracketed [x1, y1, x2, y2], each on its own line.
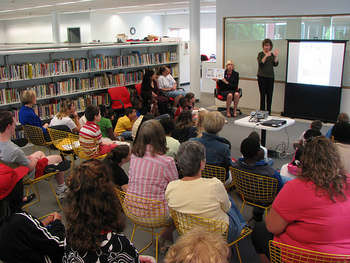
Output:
[233, 116, 296, 146]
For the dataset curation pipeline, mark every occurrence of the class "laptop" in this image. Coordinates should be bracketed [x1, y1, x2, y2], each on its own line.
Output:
[261, 119, 287, 127]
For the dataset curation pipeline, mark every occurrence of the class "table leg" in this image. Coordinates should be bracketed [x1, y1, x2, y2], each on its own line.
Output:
[261, 129, 266, 147]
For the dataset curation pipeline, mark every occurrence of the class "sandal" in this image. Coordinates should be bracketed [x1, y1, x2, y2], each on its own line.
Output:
[44, 159, 71, 173]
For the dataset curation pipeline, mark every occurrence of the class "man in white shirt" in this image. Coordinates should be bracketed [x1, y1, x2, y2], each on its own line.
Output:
[157, 66, 186, 106]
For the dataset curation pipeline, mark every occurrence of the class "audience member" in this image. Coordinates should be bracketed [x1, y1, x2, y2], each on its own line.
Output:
[158, 66, 186, 106]
[185, 92, 196, 110]
[0, 163, 65, 263]
[0, 111, 69, 199]
[174, 97, 188, 119]
[18, 90, 50, 140]
[103, 145, 130, 191]
[297, 119, 322, 145]
[332, 121, 350, 173]
[191, 111, 232, 184]
[252, 136, 350, 261]
[49, 100, 80, 133]
[159, 117, 180, 158]
[248, 131, 273, 166]
[165, 227, 229, 263]
[166, 141, 246, 243]
[63, 159, 139, 263]
[79, 105, 118, 158]
[326, 112, 349, 139]
[195, 109, 208, 138]
[280, 145, 304, 179]
[131, 114, 154, 141]
[172, 111, 197, 143]
[97, 105, 117, 140]
[114, 108, 137, 140]
[127, 119, 178, 243]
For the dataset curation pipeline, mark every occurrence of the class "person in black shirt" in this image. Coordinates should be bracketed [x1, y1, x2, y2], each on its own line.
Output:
[214, 60, 240, 117]
[103, 145, 130, 191]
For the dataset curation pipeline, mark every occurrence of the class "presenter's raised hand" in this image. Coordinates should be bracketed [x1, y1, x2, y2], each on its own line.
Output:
[273, 49, 279, 57]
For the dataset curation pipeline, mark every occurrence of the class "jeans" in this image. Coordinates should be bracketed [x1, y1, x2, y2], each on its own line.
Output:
[227, 195, 246, 243]
[165, 89, 187, 98]
[121, 131, 132, 140]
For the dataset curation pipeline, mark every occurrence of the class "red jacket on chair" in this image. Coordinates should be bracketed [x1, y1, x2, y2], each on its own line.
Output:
[108, 86, 132, 110]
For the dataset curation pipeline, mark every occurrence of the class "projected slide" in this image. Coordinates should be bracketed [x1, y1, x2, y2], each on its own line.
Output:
[287, 41, 346, 87]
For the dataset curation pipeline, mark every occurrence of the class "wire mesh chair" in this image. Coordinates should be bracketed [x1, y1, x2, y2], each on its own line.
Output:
[68, 133, 106, 161]
[230, 167, 278, 216]
[269, 240, 350, 263]
[22, 171, 62, 211]
[115, 188, 170, 262]
[202, 164, 234, 189]
[47, 128, 76, 164]
[169, 208, 252, 263]
[23, 125, 52, 150]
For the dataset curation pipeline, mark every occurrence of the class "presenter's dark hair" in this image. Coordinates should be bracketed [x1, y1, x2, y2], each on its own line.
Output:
[262, 38, 273, 49]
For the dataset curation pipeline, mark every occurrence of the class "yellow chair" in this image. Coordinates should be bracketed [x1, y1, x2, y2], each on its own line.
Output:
[22, 171, 63, 211]
[47, 128, 76, 164]
[68, 133, 106, 161]
[230, 167, 278, 216]
[202, 164, 234, 189]
[169, 208, 252, 263]
[269, 240, 350, 262]
[23, 125, 52, 150]
[115, 188, 170, 263]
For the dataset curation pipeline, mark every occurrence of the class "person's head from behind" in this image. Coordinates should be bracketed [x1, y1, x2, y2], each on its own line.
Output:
[57, 100, 75, 119]
[176, 141, 205, 178]
[98, 105, 108, 118]
[142, 69, 156, 86]
[20, 89, 36, 105]
[333, 121, 350, 144]
[241, 137, 264, 162]
[164, 227, 229, 263]
[248, 131, 261, 145]
[226, 60, 234, 71]
[84, 105, 100, 122]
[125, 107, 137, 121]
[132, 119, 167, 157]
[303, 129, 322, 143]
[337, 112, 349, 123]
[300, 136, 346, 201]
[178, 97, 187, 109]
[262, 38, 273, 52]
[133, 114, 154, 141]
[160, 117, 175, 136]
[176, 110, 194, 129]
[105, 145, 131, 166]
[185, 92, 195, 105]
[0, 111, 15, 136]
[310, 120, 322, 131]
[64, 159, 124, 251]
[203, 111, 225, 134]
[0, 164, 29, 217]
[196, 110, 208, 136]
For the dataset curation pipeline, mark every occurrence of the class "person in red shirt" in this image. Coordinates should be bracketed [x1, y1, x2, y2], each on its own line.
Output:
[252, 136, 350, 262]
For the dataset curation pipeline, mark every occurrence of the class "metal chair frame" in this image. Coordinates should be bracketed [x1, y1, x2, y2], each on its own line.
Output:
[23, 125, 52, 150]
[230, 167, 279, 216]
[115, 188, 170, 262]
[202, 164, 235, 189]
[269, 240, 350, 262]
[169, 208, 252, 263]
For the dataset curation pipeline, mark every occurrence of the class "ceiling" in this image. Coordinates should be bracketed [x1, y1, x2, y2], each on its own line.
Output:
[0, 0, 216, 20]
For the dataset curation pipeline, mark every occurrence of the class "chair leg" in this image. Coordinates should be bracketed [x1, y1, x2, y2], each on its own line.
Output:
[130, 224, 137, 242]
[235, 243, 242, 263]
[47, 179, 62, 210]
[240, 201, 246, 213]
[155, 233, 159, 263]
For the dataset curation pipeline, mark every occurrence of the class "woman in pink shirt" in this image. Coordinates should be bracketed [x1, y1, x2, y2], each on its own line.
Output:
[253, 136, 350, 262]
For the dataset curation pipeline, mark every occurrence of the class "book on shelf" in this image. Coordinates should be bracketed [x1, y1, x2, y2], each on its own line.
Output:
[0, 51, 177, 82]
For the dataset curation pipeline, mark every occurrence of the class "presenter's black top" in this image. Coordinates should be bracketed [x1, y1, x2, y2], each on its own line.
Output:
[257, 51, 279, 79]
[218, 69, 239, 93]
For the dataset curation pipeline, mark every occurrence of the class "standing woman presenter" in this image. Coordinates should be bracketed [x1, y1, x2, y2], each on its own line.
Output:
[257, 39, 279, 114]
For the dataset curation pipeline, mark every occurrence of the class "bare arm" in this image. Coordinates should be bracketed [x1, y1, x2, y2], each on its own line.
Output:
[265, 207, 288, 235]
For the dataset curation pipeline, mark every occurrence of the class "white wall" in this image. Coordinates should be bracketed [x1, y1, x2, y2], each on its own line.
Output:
[5, 16, 52, 43]
[90, 12, 162, 42]
[216, 0, 350, 115]
[59, 13, 91, 43]
[0, 22, 5, 43]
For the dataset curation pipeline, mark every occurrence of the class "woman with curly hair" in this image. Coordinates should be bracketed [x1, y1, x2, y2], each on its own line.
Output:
[253, 136, 350, 262]
[172, 110, 197, 143]
[63, 159, 139, 263]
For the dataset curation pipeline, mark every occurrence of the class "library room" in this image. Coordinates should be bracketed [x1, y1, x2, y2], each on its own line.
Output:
[0, 1, 350, 263]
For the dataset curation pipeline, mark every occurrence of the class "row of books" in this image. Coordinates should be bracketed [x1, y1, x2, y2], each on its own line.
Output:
[0, 71, 144, 105]
[0, 51, 177, 82]
[12, 93, 110, 123]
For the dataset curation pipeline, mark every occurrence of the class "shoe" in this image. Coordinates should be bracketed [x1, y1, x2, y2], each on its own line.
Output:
[56, 185, 68, 199]
[22, 193, 36, 205]
[44, 160, 71, 173]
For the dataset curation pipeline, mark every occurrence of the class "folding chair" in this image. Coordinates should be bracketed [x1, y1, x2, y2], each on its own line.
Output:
[269, 240, 350, 263]
[115, 188, 170, 263]
[169, 208, 252, 263]
[47, 128, 76, 166]
[23, 125, 52, 151]
[202, 164, 234, 189]
[230, 167, 278, 216]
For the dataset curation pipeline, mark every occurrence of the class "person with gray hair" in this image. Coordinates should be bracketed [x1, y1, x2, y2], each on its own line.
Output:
[165, 141, 246, 243]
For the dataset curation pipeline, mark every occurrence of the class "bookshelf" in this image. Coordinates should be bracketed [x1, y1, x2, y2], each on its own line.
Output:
[0, 42, 180, 138]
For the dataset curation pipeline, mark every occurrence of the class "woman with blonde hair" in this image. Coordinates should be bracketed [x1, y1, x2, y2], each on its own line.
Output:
[253, 136, 350, 261]
[195, 109, 208, 138]
[49, 100, 80, 133]
[165, 227, 229, 263]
